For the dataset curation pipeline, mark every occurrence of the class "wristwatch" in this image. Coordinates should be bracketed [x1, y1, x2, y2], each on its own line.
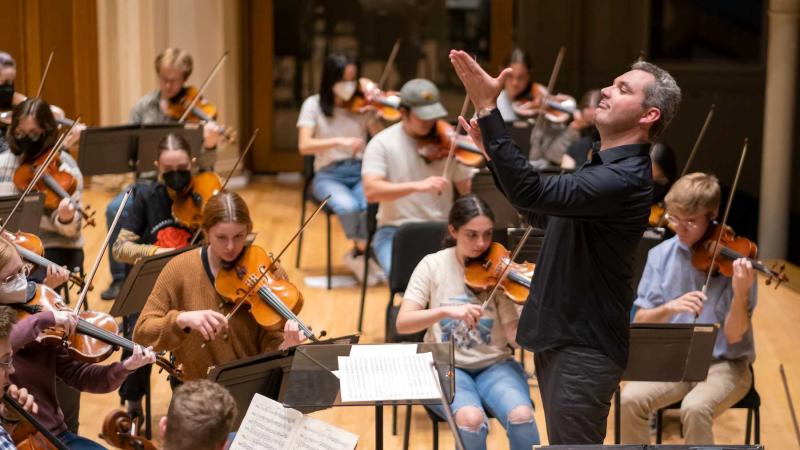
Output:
[477, 106, 496, 119]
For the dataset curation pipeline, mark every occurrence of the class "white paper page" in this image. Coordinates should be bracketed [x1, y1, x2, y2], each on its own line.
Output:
[348, 343, 418, 358]
[229, 394, 301, 450]
[338, 352, 439, 402]
[291, 415, 359, 450]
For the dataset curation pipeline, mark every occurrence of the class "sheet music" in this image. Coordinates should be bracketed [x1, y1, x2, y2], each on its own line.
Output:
[293, 416, 358, 450]
[230, 394, 358, 450]
[230, 394, 301, 450]
[338, 352, 439, 402]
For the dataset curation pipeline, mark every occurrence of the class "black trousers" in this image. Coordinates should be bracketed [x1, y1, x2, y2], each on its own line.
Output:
[534, 345, 624, 444]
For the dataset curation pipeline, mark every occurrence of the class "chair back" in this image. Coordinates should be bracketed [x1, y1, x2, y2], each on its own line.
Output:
[507, 227, 546, 263]
[389, 222, 448, 295]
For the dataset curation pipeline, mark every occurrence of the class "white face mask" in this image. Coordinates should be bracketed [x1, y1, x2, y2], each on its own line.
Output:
[0, 272, 28, 304]
[333, 81, 357, 102]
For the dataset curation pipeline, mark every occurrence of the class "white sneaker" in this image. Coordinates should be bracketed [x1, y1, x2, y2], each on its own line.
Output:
[343, 250, 367, 283]
[366, 257, 387, 286]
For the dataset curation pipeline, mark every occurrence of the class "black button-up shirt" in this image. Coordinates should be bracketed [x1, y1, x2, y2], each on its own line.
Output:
[479, 109, 653, 368]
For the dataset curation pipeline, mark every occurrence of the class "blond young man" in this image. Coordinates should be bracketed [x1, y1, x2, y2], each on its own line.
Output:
[159, 380, 237, 450]
[620, 172, 757, 444]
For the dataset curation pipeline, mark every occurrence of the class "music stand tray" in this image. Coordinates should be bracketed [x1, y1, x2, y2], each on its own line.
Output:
[614, 323, 719, 443]
[208, 334, 361, 430]
[78, 124, 203, 176]
[0, 193, 44, 234]
[109, 245, 200, 317]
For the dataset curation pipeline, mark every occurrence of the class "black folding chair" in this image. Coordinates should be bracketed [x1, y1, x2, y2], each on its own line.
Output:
[295, 155, 334, 289]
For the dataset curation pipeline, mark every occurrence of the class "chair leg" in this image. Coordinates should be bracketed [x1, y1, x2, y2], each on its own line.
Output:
[326, 213, 332, 290]
[655, 410, 663, 444]
[392, 404, 398, 435]
[614, 387, 621, 444]
[754, 407, 760, 444]
[295, 201, 306, 268]
[402, 405, 412, 450]
[357, 238, 372, 333]
[431, 416, 439, 450]
[745, 408, 752, 444]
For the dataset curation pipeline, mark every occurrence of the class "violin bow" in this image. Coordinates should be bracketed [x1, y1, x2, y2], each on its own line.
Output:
[528, 46, 566, 144]
[0, 116, 81, 236]
[430, 361, 466, 450]
[480, 226, 534, 310]
[780, 364, 800, 448]
[655, 104, 715, 228]
[72, 188, 132, 314]
[699, 138, 748, 299]
[178, 51, 229, 123]
[35, 50, 55, 99]
[224, 195, 331, 322]
[377, 39, 401, 91]
[4, 392, 70, 450]
[441, 94, 472, 179]
[188, 128, 259, 245]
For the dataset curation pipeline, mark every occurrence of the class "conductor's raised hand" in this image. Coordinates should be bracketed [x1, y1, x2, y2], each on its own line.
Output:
[448, 50, 510, 111]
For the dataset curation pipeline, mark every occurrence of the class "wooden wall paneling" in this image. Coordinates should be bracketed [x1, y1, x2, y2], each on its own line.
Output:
[490, 0, 513, 75]
[0, 1, 27, 94]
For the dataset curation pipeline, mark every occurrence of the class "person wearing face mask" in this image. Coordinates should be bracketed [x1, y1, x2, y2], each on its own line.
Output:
[0, 52, 26, 148]
[362, 78, 474, 276]
[0, 99, 82, 297]
[297, 54, 384, 284]
[109, 132, 201, 425]
[133, 192, 305, 382]
[0, 237, 157, 450]
[101, 47, 229, 302]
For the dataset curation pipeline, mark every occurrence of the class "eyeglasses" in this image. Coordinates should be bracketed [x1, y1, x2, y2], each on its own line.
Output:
[665, 212, 705, 230]
[1, 265, 30, 285]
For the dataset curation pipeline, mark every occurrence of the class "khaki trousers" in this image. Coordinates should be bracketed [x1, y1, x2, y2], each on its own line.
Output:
[620, 359, 752, 444]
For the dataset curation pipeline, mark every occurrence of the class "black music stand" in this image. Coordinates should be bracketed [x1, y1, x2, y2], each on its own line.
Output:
[0, 193, 45, 234]
[613, 323, 720, 443]
[77, 124, 203, 176]
[207, 334, 360, 430]
[109, 245, 200, 317]
[282, 342, 455, 450]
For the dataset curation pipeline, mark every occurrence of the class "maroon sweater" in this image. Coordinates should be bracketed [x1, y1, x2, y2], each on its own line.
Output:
[10, 311, 131, 435]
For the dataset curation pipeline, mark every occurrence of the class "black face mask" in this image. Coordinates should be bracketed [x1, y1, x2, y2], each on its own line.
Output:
[653, 180, 670, 204]
[162, 169, 192, 193]
[0, 83, 13, 109]
[14, 135, 45, 159]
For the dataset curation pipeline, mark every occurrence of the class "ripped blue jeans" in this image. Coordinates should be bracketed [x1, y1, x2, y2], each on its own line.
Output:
[428, 358, 540, 450]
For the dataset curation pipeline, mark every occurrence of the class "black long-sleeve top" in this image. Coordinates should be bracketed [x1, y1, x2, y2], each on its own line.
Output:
[479, 109, 653, 368]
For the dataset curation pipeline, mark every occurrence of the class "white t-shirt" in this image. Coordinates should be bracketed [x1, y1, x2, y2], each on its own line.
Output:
[403, 247, 520, 369]
[361, 122, 473, 227]
[296, 94, 370, 172]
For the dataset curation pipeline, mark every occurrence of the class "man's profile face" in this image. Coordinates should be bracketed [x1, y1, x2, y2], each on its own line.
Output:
[595, 69, 657, 134]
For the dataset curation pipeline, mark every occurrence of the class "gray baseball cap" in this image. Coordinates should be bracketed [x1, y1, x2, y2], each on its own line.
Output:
[399, 78, 448, 120]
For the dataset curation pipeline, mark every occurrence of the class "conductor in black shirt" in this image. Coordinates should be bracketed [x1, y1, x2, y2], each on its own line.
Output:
[450, 50, 681, 444]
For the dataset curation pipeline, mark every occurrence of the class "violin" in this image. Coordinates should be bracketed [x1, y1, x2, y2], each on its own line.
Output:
[3, 392, 68, 450]
[99, 410, 158, 450]
[417, 120, 485, 168]
[164, 86, 235, 143]
[171, 171, 223, 230]
[1, 230, 87, 289]
[215, 244, 319, 341]
[691, 222, 788, 287]
[344, 78, 402, 121]
[513, 82, 576, 123]
[464, 242, 535, 305]
[12, 284, 183, 378]
[12, 150, 96, 227]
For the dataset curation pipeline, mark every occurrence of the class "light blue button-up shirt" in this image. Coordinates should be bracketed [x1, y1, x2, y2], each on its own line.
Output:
[634, 236, 757, 363]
